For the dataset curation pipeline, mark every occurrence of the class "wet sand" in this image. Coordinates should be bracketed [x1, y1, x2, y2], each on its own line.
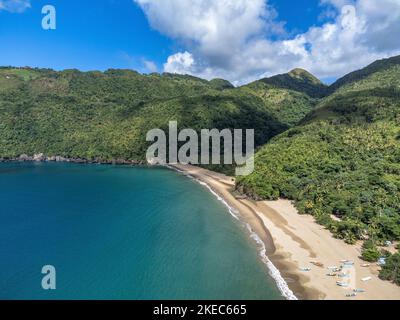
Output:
[170, 164, 400, 300]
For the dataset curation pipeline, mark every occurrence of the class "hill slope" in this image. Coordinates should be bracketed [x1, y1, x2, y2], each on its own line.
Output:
[240, 69, 325, 127]
[329, 55, 400, 93]
[238, 56, 400, 245]
[0, 67, 317, 163]
[248, 68, 329, 98]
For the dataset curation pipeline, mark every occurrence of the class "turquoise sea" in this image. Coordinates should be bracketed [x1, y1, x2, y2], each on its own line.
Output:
[0, 162, 284, 300]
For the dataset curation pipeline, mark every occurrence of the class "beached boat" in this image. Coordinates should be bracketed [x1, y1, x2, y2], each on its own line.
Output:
[361, 277, 372, 282]
[354, 289, 366, 293]
[346, 293, 357, 297]
[299, 267, 311, 272]
[336, 281, 349, 287]
[311, 262, 324, 268]
[338, 273, 350, 278]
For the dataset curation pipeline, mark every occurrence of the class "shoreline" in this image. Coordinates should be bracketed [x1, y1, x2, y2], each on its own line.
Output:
[169, 164, 400, 300]
[0, 154, 146, 165]
[2, 159, 399, 299]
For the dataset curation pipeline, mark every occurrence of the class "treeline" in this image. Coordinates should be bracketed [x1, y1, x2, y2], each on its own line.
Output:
[237, 56, 400, 284]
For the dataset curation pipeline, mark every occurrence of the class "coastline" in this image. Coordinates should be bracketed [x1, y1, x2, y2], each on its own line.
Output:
[0, 154, 146, 165]
[2, 158, 399, 299]
[169, 164, 400, 300]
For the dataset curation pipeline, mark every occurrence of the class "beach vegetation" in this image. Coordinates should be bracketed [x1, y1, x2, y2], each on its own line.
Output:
[238, 56, 400, 262]
[379, 253, 400, 285]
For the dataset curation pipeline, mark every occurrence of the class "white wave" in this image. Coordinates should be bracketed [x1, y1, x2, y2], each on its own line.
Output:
[195, 180, 240, 221]
[246, 222, 298, 300]
[167, 165, 298, 300]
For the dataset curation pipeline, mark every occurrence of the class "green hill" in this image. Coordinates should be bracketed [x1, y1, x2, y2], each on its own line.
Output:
[0, 67, 315, 163]
[329, 55, 400, 93]
[240, 69, 324, 127]
[1, 56, 400, 282]
[247, 68, 329, 98]
[237, 56, 400, 246]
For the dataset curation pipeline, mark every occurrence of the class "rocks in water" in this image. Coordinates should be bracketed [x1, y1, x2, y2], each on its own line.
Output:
[55, 156, 68, 162]
[0, 154, 146, 166]
[18, 154, 32, 161]
[33, 153, 45, 162]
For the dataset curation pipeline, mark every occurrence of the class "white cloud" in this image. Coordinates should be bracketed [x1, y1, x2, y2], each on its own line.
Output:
[164, 52, 195, 74]
[118, 51, 159, 73]
[320, 0, 355, 9]
[135, 0, 400, 84]
[0, 0, 31, 13]
[143, 59, 158, 73]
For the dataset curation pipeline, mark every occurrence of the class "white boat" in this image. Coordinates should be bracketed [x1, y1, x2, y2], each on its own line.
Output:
[336, 281, 349, 287]
[346, 293, 357, 297]
[338, 273, 350, 278]
[354, 289, 366, 293]
[361, 277, 372, 282]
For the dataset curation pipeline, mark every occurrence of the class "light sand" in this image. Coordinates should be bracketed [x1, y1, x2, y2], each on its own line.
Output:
[169, 164, 400, 300]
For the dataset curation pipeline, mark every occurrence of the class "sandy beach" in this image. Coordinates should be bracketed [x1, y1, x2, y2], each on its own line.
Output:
[169, 164, 400, 300]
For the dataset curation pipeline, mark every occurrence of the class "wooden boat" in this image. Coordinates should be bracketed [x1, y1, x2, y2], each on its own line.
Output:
[311, 262, 324, 268]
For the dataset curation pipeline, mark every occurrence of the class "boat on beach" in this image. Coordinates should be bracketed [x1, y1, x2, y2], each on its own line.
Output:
[336, 281, 349, 287]
[354, 289, 366, 293]
[338, 273, 350, 278]
[310, 262, 324, 268]
[299, 267, 311, 272]
[346, 293, 357, 297]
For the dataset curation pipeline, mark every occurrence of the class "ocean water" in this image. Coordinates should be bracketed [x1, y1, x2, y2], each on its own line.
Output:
[0, 162, 283, 300]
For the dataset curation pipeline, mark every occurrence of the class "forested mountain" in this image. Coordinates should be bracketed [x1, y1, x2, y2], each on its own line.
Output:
[1, 55, 399, 284]
[248, 68, 329, 98]
[237, 55, 400, 254]
[0, 67, 318, 161]
[241, 69, 326, 127]
[329, 55, 400, 93]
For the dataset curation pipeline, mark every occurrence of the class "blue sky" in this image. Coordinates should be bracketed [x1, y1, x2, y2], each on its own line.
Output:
[0, 0, 399, 84]
[0, 0, 173, 72]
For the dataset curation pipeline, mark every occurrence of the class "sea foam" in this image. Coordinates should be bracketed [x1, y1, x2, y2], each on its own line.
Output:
[168, 165, 298, 300]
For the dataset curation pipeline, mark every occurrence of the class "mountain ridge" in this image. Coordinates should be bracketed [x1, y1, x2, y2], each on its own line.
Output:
[237, 55, 400, 273]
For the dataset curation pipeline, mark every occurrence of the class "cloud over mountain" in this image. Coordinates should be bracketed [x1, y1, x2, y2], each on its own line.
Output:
[0, 0, 30, 13]
[134, 0, 400, 85]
